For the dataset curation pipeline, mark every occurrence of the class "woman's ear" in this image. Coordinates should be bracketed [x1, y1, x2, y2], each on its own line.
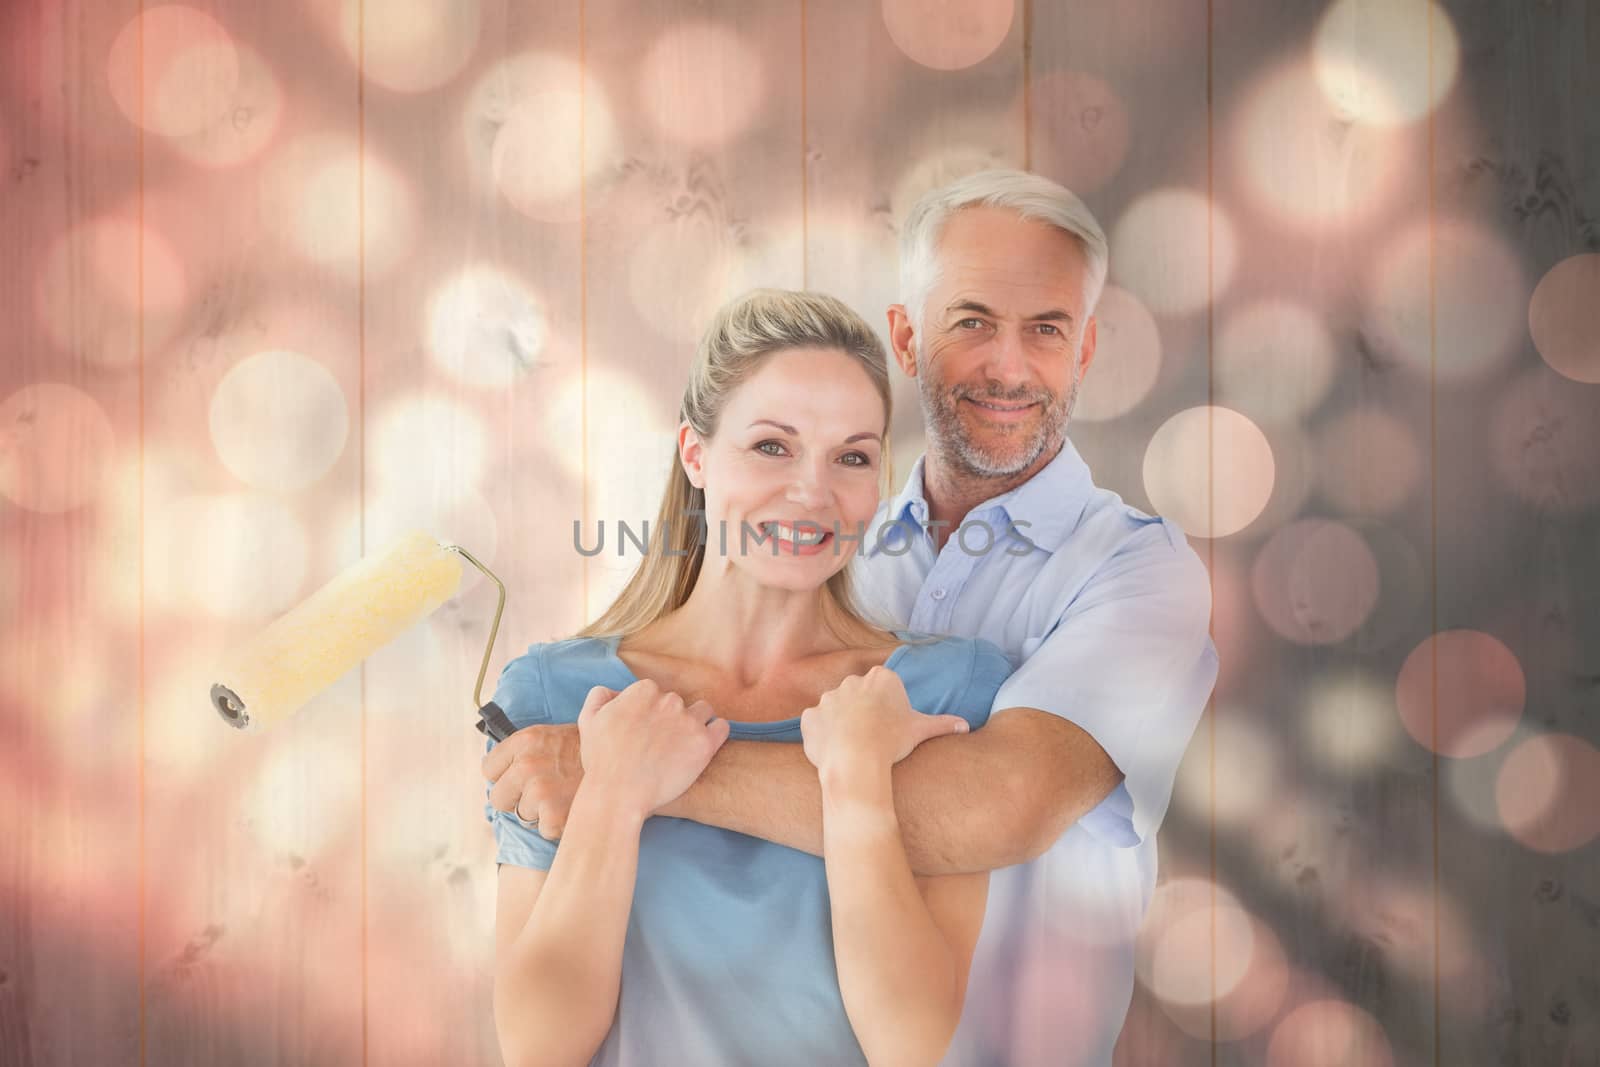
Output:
[678, 421, 706, 489]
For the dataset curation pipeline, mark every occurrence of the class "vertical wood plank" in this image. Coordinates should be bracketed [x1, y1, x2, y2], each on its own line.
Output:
[355, 1, 588, 1063]
[132, 0, 371, 1061]
[1434, 1, 1600, 1062]
[1, 1, 144, 1064]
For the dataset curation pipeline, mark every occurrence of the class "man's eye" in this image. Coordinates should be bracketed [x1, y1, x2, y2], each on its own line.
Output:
[755, 440, 788, 456]
[1036, 323, 1060, 336]
[957, 318, 985, 329]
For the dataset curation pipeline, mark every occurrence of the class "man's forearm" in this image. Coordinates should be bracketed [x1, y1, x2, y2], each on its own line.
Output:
[658, 718, 1091, 875]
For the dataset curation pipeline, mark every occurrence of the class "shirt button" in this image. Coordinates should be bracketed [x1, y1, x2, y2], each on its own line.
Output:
[931, 587, 947, 601]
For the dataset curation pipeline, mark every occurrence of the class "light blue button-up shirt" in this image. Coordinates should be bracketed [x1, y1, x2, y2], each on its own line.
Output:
[850, 438, 1219, 1067]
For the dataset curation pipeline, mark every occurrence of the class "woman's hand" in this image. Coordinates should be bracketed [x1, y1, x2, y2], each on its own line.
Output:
[799, 665, 969, 775]
[577, 679, 731, 819]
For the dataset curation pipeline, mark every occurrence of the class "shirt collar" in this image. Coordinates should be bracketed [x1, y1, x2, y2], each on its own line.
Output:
[865, 439, 1094, 557]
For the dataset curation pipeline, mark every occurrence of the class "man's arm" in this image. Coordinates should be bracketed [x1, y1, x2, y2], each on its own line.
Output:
[658, 706, 1122, 875]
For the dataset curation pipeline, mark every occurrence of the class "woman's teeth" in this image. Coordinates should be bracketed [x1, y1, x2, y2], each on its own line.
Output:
[764, 521, 829, 545]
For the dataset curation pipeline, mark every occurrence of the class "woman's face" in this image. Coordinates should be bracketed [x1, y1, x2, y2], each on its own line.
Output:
[680, 346, 886, 591]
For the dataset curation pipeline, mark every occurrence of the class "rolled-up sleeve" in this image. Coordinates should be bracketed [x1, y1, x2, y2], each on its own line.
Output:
[483, 647, 560, 871]
[991, 520, 1217, 847]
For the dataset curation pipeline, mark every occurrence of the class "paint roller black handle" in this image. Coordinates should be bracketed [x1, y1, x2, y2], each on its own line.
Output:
[475, 701, 518, 743]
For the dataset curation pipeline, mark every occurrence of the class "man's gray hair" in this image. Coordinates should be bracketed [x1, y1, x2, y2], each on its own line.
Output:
[898, 169, 1110, 329]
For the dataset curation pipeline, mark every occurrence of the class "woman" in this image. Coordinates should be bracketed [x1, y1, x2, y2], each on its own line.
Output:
[483, 289, 1013, 1066]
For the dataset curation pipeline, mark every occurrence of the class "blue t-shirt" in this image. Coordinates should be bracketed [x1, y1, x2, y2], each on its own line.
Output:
[483, 629, 1013, 1066]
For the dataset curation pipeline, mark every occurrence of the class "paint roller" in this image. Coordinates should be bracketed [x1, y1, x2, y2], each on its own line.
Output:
[209, 530, 523, 742]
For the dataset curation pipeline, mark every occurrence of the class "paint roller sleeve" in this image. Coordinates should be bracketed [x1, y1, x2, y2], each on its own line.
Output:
[209, 531, 464, 730]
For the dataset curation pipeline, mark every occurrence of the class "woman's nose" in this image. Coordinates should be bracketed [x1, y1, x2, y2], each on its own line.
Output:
[786, 460, 830, 508]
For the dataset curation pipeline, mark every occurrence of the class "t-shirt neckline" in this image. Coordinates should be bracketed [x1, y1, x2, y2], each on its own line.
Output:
[600, 629, 915, 735]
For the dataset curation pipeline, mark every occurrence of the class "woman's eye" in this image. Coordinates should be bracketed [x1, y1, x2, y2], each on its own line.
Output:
[841, 451, 873, 467]
[755, 440, 788, 456]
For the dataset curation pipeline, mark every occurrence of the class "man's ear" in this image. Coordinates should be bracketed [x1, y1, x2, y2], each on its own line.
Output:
[887, 304, 918, 377]
[678, 421, 706, 489]
[1077, 315, 1098, 380]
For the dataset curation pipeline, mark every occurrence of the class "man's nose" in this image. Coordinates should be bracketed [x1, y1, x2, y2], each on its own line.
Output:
[982, 327, 1031, 389]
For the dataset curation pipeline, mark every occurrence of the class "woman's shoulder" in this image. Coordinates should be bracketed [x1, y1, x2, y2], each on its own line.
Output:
[891, 632, 1015, 726]
[491, 634, 628, 726]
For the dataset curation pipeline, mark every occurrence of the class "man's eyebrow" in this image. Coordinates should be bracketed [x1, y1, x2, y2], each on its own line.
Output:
[748, 419, 881, 444]
[944, 300, 1076, 325]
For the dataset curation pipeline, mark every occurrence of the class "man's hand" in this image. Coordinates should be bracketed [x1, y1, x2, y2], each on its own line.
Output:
[482, 695, 601, 838]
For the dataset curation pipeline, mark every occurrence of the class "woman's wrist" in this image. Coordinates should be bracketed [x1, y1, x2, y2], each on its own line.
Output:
[819, 755, 895, 809]
[570, 774, 653, 830]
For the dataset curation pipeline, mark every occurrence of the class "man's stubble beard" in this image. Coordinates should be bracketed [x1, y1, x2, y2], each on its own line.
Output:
[915, 344, 1084, 479]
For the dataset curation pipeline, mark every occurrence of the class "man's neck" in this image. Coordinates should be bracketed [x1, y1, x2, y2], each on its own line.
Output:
[920, 442, 1061, 553]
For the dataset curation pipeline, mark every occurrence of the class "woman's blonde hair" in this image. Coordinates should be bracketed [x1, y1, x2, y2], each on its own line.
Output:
[573, 288, 907, 650]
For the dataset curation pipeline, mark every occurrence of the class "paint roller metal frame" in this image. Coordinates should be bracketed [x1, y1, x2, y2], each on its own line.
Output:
[209, 543, 514, 738]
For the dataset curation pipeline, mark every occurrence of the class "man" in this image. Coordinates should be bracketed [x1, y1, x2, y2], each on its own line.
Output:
[485, 169, 1217, 1065]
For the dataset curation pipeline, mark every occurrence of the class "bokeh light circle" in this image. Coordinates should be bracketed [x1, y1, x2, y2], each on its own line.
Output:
[1302, 669, 1404, 773]
[1216, 300, 1336, 423]
[209, 350, 350, 493]
[152, 493, 310, 621]
[1489, 366, 1600, 513]
[1172, 713, 1279, 827]
[1529, 254, 1600, 383]
[1235, 61, 1406, 227]
[370, 392, 489, 508]
[466, 54, 621, 223]
[1366, 219, 1526, 381]
[1495, 733, 1600, 853]
[107, 6, 240, 138]
[1250, 519, 1379, 645]
[1073, 285, 1161, 422]
[1314, 407, 1421, 517]
[1268, 999, 1394, 1067]
[427, 266, 547, 388]
[37, 217, 189, 367]
[0, 384, 117, 514]
[1111, 190, 1237, 316]
[639, 23, 765, 146]
[340, 0, 481, 93]
[1024, 71, 1130, 195]
[268, 136, 416, 281]
[881, 0, 1014, 71]
[1313, 0, 1459, 127]
[169, 45, 283, 167]
[1395, 630, 1526, 758]
[1164, 914, 1290, 1041]
[1143, 406, 1274, 538]
[1136, 878, 1254, 1007]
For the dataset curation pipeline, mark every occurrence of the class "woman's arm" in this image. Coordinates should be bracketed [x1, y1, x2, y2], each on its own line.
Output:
[819, 756, 988, 1066]
[492, 680, 730, 1067]
[492, 783, 646, 1067]
[800, 667, 984, 1066]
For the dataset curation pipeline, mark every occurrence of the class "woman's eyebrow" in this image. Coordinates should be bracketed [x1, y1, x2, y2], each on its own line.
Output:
[748, 418, 880, 444]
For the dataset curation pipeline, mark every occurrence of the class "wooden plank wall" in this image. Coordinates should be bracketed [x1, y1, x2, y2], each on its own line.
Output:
[0, 1, 1595, 1064]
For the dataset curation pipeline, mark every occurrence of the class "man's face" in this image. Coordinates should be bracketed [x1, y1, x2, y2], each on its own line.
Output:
[897, 206, 1097, 479]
